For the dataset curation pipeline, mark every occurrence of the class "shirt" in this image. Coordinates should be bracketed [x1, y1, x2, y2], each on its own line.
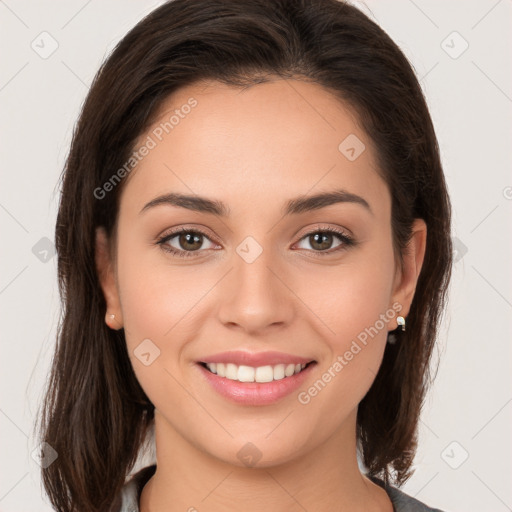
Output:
[111, 464, 446, 512]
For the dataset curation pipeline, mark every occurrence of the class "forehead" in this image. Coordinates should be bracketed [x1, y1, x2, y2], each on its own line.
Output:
[120, 78, 389, 219]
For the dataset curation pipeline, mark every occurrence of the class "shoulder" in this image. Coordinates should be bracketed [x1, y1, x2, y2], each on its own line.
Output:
[369, 475, 447, 512]
[111, 464, 156, 512]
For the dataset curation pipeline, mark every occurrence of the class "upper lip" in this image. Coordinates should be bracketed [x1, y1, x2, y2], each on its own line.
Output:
[199, 350, 315, 367]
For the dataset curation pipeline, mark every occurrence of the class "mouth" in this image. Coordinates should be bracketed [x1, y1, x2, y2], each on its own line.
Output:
[194, 350, 317, 405]
[198, 360, 316, 383]
[196, 359, 317, 405]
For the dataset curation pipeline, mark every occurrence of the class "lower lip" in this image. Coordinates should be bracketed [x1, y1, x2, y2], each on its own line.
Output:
[196, 362, 316, 406]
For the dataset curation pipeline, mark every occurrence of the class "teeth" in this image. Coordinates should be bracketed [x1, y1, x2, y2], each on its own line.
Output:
[285, 364, 295, 377]
[238, 365, 255, 382]
[216, 363, 226, 377]
[225, 363, 238, 380]
[204, 362, 308, 382]
[255, 365, 273, 382]
[273, 364, 285, 380]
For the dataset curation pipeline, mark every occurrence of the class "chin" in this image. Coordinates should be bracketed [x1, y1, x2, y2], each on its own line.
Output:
[200, 434, 310, 470]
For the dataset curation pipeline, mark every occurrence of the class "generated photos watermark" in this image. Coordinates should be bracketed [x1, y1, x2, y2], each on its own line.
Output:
[93, 97, 198, 200]
[297, 301, 403, 405]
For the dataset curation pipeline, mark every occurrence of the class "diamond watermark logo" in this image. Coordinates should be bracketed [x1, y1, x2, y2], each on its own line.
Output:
[452, 236, 468, 263]
[237, 442, 263, 467]
[236, 236, 263, 264]
[31, 442, 58, 469]
[338, 134, 366, 161]
[32, 237, 56, 263]
[134, 338, 161, 366]
[441, 441, 469, 469]
[441, 31, 469, 60]
[31, 31, 59, 59]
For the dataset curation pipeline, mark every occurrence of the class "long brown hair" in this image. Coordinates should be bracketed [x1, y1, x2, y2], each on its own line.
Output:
[36, 0, 453, 510]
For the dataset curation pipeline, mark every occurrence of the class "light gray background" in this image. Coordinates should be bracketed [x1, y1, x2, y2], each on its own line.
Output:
[1, 1, 511, 511]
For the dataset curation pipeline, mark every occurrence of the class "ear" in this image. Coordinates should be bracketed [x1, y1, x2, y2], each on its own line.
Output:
[390, 218, 427, 327]
[95, 226, 123, 329]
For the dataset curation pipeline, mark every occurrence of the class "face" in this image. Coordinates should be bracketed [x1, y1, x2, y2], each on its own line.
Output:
[96, 78, 426, 468]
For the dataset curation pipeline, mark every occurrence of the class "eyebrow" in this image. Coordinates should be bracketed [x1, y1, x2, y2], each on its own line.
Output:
[139, 188, 373, 217]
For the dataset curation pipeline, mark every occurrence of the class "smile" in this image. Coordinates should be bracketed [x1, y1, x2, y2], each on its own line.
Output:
[200, 362, 310, 383]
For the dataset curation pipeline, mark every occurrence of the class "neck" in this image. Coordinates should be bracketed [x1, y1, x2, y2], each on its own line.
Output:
[139, 410, 392, 512]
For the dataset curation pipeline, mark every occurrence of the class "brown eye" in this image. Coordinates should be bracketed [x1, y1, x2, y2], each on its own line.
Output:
[176, 231, 203, 251]
[295, 228, 353, 254]
[308, 232, 337, 251]
[157, 228, 217, 258]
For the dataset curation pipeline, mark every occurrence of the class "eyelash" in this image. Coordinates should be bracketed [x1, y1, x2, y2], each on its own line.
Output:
[156, 226, 355, 259]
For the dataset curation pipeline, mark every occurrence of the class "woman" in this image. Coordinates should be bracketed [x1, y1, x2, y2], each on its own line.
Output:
[37, 0, 452, 510]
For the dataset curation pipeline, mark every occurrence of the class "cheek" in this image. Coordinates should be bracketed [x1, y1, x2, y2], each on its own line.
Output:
[115, 237, 221, 399]
[115, 244, 197, 415]
[294, 271, 394, 431]
[295, 248, 395, 351]
[293, 245, 395, 405]
[116, 238, 201, 346]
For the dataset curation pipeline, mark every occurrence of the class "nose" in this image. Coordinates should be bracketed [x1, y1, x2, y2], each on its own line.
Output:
[217, 246, 295, 335]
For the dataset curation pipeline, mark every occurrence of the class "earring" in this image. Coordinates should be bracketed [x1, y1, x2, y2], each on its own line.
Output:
[387, 315, 406, 344]
[106, 313, 116, 328]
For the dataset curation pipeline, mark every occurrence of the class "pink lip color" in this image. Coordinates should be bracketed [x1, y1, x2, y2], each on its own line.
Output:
[196, 361, 316, 406]
[199, 350, 313, 367]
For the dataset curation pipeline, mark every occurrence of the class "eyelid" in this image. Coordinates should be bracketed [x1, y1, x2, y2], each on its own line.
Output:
[294, 223, 353, 243]
[156, 225, 219, 255]
[291, 224, 354, 254]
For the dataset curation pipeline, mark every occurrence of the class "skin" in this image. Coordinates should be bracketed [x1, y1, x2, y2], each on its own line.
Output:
[96, 78, 426, 512]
